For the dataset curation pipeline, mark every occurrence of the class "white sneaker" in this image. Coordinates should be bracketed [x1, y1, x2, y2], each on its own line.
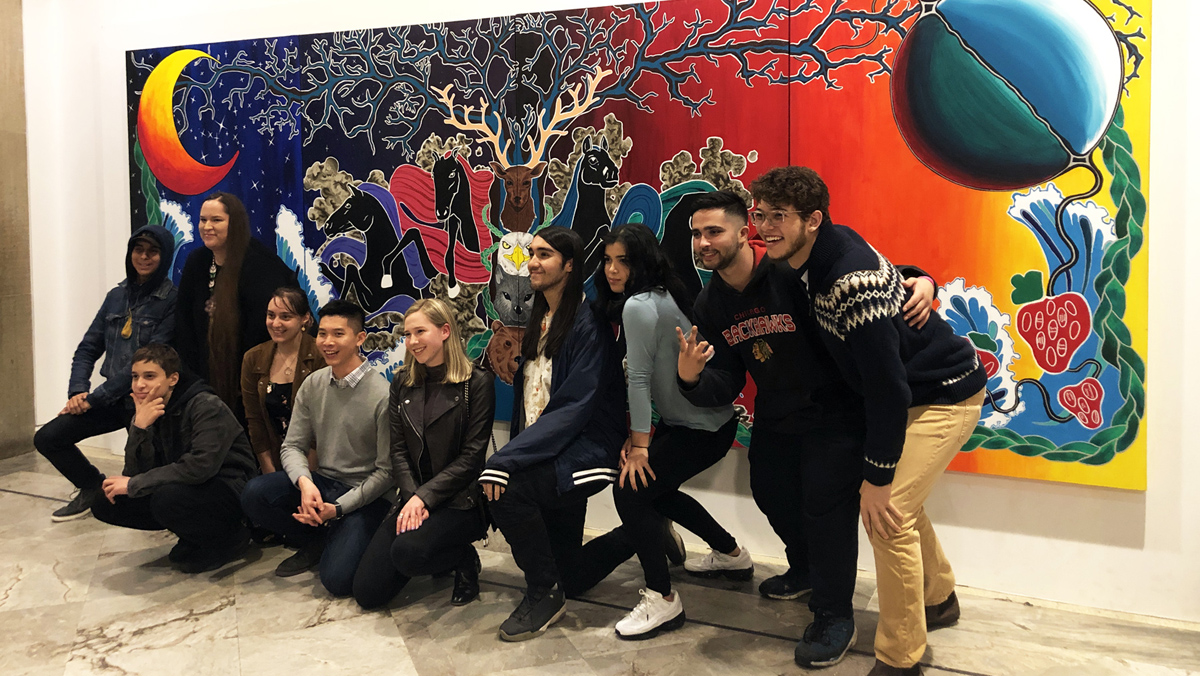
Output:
[614, 588, 686, 640]
[683, 546, 754, 580]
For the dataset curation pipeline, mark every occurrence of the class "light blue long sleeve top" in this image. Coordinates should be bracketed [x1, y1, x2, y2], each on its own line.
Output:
[622, 290, 735, 434]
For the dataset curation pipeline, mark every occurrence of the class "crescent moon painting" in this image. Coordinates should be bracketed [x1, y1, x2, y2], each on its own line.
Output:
[136, 49, 237, 195]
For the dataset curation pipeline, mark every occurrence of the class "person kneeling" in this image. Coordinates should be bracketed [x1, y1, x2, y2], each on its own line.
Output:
[352, 299, 495, 609]
[92, 344, 257, 574]
[239, 300, 393, 597]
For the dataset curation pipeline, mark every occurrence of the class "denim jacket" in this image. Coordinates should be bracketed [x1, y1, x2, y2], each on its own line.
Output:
[69, 277, 177, 408]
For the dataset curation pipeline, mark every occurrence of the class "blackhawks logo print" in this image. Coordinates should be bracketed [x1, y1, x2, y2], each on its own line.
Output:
[752, 339, 773, 363]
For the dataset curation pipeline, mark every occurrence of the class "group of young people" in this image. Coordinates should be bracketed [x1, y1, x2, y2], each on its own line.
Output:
[35, 167, 983, 676]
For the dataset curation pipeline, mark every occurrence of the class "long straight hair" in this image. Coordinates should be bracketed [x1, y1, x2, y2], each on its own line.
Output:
[206, 192, 252, 405]
[521, 226, 585, 362]
[595, 223, 695, 324]
[401, 298, 473, 387]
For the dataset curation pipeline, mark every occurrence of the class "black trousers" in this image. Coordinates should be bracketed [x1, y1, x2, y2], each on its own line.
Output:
[488, 460, 608, 591]
[572, 415, 740, 596]
[34, 400, 132, 489]
[352, 505, 485, 609]
[750, 420, 864, 619]
[91, 479, 246, 550]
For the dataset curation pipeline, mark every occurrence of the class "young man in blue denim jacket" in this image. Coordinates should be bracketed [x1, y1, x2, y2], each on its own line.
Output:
[35, 225, 177, 521]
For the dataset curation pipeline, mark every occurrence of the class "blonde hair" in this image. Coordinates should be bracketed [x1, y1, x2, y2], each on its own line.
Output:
[401, 298, 473, 387]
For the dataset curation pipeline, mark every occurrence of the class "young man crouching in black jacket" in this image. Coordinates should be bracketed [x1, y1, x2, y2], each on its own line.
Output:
[93, 343, 257, 574]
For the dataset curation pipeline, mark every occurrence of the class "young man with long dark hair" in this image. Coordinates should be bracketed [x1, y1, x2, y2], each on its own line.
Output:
[573, 223, 748, 639]
[480, 226, 626, 642]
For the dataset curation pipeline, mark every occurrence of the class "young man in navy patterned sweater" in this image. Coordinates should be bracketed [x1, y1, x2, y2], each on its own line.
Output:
[752, 166, 986, 676]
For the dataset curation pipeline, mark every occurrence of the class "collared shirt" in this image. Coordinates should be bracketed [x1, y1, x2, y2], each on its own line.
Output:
[523, 312, 554, 429]
[329, 359, 372, 389]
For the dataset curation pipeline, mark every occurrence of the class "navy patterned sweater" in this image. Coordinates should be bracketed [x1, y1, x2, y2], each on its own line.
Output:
[796, 223, 986, 486]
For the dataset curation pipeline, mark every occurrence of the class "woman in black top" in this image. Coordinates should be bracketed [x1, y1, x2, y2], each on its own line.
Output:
[175, 192, 293, 414]
[352, 298, 495, 609]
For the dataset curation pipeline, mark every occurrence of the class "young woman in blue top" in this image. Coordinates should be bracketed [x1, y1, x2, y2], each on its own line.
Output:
[577, 223, 746, 640]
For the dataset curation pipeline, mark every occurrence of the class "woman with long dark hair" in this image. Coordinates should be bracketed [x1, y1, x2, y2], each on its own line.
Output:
[579, 223, 747, 640]
[175, 192, 294, 414]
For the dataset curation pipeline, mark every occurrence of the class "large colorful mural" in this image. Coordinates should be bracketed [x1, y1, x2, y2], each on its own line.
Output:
[126, 0, 1151, 490]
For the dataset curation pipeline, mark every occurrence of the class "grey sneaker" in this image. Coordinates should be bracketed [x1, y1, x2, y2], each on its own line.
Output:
[51, 486, 102, 522]
[498, 585, 566, 641]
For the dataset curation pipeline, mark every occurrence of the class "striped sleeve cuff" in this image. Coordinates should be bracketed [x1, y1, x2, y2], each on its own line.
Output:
[572, 468, 618, 487]
[479, 469, 510, 486]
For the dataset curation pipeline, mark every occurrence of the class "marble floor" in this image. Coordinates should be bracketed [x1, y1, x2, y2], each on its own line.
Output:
[1, 449, 1197, 676]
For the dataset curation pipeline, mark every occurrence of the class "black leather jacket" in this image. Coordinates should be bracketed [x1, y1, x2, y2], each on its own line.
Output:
[389, 366, 495, 511]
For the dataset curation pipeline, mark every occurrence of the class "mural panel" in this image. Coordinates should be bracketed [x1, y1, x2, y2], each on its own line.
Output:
[126, 0, 1151, 489]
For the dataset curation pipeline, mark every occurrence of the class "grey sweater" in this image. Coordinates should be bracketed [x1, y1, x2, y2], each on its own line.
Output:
[623, 290, 735, 434]
[280, 364, 393, 513]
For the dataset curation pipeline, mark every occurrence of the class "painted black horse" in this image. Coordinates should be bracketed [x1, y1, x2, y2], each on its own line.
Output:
[432, 152, 481, 295]
[321, 184, 437, 313]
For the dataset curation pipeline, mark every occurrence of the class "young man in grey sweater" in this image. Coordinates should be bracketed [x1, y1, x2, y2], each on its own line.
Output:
[240, 300, 393, 597]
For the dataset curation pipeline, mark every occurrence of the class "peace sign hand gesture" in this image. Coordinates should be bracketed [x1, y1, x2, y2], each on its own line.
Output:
[676, 326, 714, 386]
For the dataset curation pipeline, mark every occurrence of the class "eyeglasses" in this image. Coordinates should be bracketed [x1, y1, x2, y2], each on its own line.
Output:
[750, 210, 805, 226]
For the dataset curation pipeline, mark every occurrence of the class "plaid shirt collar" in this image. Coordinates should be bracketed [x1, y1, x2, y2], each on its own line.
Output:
[329, 359, 372, 389]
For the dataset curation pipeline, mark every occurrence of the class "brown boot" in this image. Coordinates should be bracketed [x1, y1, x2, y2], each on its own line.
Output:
[925, 591, 960, 630]
[867, 659, 922, 675]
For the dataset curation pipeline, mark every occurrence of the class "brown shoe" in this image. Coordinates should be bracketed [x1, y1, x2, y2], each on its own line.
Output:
[925, 591, 960, 630]
[867, 659, 922, 675]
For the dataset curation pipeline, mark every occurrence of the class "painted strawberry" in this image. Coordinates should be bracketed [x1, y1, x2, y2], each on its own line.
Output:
[975, 349, 1000, 379]
[1015, 291, 1091, 374]
[1057, 377, 1105, 429]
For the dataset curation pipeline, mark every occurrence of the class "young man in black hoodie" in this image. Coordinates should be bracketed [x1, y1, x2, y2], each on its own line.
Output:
[750, 166, 986, 676]
[480, 226, 626, 642]
[92, 344, 258, 574]
[677, 190, 937, 669]
[35, 225, 177, 521]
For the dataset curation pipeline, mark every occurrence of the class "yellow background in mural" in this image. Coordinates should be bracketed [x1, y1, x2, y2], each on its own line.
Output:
[942, 0, 1151, 490]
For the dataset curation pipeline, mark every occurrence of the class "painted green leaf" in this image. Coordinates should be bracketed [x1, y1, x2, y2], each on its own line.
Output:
[1010, 270, 1044, 304]
[967, 332, 998, 352]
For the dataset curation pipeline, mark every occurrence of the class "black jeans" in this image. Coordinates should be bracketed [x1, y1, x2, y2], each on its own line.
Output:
[750, 419, 864, 619]
[488, 460, 608, 591]
[239, 471, 391, 597]
[573, 415, 740, 596]
[91, 478, 246, 549]
[352, 505, 485, 609]
[34, 399, 132, 489]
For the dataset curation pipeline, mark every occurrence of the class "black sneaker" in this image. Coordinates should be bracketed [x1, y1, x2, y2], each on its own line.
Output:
[759, 569, 812, 600]
[867, 659, 922, 675]
[451, 547, 481, 606]
[51, 486, 103, 522]
[794, 611, 857, 668]
[926, 591, 960, 630]
[664, 521, 686, 566]
[168, 540, 200, 564]
[275, 537, 325, 577]
[179, 535, 251, 575]
[498, 584, 566, 641]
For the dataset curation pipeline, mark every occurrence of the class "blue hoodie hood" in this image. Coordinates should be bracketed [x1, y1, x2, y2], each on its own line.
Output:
[126, 225, 176, 297]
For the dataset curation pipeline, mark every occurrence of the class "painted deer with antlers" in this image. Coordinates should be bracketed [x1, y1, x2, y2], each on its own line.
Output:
[433, 68, 610, 233]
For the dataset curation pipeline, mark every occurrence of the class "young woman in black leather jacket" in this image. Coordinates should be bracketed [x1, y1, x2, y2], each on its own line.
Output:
[352, 298, 495, 608]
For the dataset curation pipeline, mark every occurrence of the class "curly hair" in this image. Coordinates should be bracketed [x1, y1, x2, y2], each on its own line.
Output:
[750, 166, 832, 224]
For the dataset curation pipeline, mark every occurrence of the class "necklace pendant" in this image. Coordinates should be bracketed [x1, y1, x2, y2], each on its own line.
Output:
[121, 312, 133, 339]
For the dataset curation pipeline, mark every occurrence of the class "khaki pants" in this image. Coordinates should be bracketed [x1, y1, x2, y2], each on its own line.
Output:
[872, 389, 984, 668]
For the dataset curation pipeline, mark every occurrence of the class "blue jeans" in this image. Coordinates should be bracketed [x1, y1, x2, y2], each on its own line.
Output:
[240, 471, 391, 597]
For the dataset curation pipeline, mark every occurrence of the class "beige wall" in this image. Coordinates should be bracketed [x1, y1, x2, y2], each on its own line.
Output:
[0, 0, 32, 458]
